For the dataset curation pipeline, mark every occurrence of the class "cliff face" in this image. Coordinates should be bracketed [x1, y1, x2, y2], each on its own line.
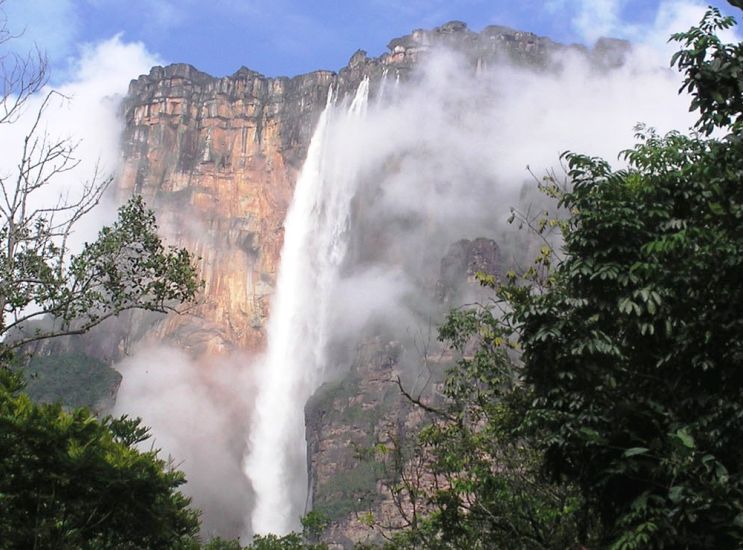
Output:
[305, 238, 501, 548]
[117, 65, 333, 355]
[305, 337, 425, 548]
[112, 21, 597, 357]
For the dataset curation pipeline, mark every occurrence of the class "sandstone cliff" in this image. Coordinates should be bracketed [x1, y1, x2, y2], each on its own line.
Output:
[116, 65, 332, 355]
[111, 21, 606, 358]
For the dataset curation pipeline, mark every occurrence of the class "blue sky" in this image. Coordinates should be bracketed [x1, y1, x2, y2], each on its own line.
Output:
[3, 0, 741, 81]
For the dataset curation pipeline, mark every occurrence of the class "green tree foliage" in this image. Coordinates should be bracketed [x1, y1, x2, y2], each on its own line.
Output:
[0, 7, 205, 546]
[1, 360, 330, 548]
[516, 130, 743, 548]
[22, 353, 120, 412]
[234, 513, 330, 549]
[199, 526, 330, 550]
[0, 368, 200, 549]
[0, 1, 200, 351]
[1, 195, 201, 350]
[0, 142, 203, 543]
[364, 305, 589, 550]
[242, 533, 327, 550]
[502, 6, 743, 548]
[378, 5, 743, 549]
[671, 6, 743, 136]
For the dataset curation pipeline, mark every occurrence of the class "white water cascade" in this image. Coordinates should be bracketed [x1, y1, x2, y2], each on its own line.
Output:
[243, 78, 370, 536]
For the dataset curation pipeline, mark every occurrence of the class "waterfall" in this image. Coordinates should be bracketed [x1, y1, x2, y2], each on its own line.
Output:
[243, 78, 370, 536]
[376, 69, 388, 106]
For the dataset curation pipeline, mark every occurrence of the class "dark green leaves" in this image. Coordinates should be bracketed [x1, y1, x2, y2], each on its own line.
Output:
[1, 195, 200, 351]
[0, 368, 200, 548]
[670, 7, 743, 136]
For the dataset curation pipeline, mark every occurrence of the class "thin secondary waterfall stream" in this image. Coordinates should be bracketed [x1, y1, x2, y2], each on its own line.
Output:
[243, 78, 370, 536]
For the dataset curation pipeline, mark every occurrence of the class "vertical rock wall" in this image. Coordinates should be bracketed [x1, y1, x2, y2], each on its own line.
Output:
[117, 65, 335, 356]
[105, 21, 628, 545]
[113, 21, 589, 358]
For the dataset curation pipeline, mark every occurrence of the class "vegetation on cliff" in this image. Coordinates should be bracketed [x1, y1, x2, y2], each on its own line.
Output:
[21, 353, 120, 413]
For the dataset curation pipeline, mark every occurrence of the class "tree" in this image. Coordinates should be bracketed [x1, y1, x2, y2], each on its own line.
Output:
[1, 195, 201, 350]
[242, 533, 328, 550]
[361, 304, 590, 550]
[0, 1, 200, 352]
[0, 0, 46, 126]
[0, 368, 201, 548]
[501, 5, 743, 548]
[0, 4, 205, 547]
[376, 4, 743, 549]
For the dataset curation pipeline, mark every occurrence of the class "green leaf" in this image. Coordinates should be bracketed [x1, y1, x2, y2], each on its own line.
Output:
[579, 427, 604, 443]
[733, 513, 743, 529]
[675, 428, 695, 449]
[668, 486, 684, 504]
[623, 447, 650, 458]
[708, 202, 724, 215]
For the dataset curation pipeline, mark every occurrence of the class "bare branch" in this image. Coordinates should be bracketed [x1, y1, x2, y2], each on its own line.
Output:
[0, 5, 200, 366]
[393, 375, 450, 419]
[4, 305, 167, 351]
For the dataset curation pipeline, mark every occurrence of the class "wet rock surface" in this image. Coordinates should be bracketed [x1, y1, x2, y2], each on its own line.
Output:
[438, 237, 502, 304]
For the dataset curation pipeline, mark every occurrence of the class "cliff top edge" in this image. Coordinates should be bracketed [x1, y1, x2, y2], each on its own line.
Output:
[127, 20, 629, 90]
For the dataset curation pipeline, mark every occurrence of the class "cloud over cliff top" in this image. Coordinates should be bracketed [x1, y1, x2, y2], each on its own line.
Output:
[0, 34, 161, 249]
[548, 0, 740, 54]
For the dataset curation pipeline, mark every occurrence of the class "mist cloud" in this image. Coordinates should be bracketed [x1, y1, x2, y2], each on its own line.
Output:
[113, 347, 255, 538]
[323, 43, 697, 350]
[547, 0, 741, 54]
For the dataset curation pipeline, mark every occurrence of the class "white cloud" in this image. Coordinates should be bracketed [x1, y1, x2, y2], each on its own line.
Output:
[575, 0, 626, 43]
[67, 34, 163, 98]
[113, 346, 256, 537]
[0, 34, 162, 250]
[547, 0, 740, 52]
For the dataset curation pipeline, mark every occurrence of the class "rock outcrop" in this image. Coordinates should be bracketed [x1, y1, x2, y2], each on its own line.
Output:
[438, 237, 502, 304]
[305, 336, 451, 548]
[304, 238, 503, 548]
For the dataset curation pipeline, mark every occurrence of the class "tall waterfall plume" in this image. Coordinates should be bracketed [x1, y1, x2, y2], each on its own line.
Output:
[243, 78, 370, 536]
